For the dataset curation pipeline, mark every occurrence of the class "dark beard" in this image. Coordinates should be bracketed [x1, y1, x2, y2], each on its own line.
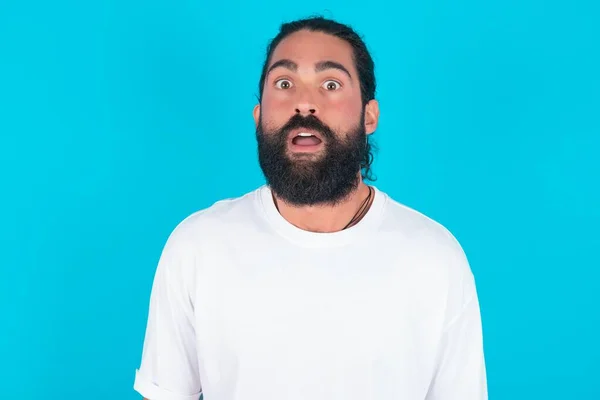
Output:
[256, 113, 367, 206]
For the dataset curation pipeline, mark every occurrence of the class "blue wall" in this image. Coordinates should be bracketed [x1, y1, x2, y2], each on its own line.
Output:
[1, 0, 598, 399]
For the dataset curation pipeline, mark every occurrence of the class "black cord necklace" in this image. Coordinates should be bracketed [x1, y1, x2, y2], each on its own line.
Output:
[272, 186, 374, 231]
[342, 185, 373, 230]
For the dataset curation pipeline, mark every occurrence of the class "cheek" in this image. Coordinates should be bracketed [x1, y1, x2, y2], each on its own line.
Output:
[260, 94, 293, 127]
[325, 96, 363, 128]
[336, 99, 359, 115]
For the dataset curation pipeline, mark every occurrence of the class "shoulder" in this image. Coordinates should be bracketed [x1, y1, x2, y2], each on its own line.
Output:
[381, 191, 461, 244]
[165, 186, 263, 245]
[377, 188, 471, 275]
[377, 189, 478, 311]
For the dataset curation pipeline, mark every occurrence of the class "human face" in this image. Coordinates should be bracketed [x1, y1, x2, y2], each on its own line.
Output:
[253, 30, 379, 205]
[255, 30, 370, 153]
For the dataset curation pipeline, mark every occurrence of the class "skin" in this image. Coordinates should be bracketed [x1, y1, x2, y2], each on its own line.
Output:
[253, 30, 380, 233]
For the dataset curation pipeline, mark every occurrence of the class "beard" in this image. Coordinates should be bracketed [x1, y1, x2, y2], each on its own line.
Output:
[256, 112, 368, 206]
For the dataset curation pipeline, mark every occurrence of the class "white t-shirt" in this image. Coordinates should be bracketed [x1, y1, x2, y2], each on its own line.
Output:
[133, 185, 487, 400]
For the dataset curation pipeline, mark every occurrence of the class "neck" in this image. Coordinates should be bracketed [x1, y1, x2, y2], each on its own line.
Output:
[272, 180, 372, 233]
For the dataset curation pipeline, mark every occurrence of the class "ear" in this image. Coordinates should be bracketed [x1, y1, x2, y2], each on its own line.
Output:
[253, 104, 261, 128]
[364, 99, 380, 135]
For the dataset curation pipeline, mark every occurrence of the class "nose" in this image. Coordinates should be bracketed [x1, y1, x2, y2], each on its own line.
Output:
[294, 88, 319, 116]
[295, 105, 317, 116]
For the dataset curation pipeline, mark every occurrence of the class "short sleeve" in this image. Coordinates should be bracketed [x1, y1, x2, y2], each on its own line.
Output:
[133, 226, 202, 400]
[426, 235, 488, 400]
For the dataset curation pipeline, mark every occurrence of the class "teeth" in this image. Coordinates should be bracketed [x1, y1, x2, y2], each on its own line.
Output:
[298, 132, 314, 137]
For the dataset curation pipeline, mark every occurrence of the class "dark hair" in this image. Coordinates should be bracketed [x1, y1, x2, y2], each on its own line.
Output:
[257, 16, 378, 181]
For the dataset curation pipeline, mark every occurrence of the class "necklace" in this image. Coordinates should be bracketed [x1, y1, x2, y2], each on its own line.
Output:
[342, 185, 373, 230]
[271, 186, 374, 231]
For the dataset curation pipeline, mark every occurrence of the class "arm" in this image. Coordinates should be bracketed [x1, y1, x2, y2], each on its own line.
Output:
[133, 225, 203, 400]
[426, 276, 488, 400]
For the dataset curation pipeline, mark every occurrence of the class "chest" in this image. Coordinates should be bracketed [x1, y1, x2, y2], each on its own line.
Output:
[195, 241, 446, 364]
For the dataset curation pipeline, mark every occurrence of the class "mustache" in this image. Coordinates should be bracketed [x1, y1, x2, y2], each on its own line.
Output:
[279, 114, 335, 141]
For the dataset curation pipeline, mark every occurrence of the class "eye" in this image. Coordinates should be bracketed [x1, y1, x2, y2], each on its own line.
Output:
[323, 80, 341, 91]
[275, 79, 293, 89]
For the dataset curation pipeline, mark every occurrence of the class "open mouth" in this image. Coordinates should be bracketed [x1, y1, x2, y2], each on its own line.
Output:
[289, 130, 324, 148]
[292, 132, 322, 146]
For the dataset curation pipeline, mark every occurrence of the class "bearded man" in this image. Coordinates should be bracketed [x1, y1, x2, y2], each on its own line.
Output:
[134, 16, 488, 400]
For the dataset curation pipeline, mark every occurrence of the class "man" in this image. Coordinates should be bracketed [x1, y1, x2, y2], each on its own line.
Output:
[133, 16, 487, 400]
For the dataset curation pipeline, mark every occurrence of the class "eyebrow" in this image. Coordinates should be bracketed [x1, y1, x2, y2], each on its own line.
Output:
[267, 59, 353, 80]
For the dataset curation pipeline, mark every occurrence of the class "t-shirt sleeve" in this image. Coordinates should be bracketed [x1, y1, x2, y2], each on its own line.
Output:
[426, 237, 488, 400]
[133, 227, 202, 400]
[426, 287, 488, 399]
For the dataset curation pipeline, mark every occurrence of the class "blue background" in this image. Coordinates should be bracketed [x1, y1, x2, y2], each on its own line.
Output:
[1, 0, 598, 399]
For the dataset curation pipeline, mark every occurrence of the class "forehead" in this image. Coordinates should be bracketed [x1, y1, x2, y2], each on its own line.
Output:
[269, 30, 356, 74]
